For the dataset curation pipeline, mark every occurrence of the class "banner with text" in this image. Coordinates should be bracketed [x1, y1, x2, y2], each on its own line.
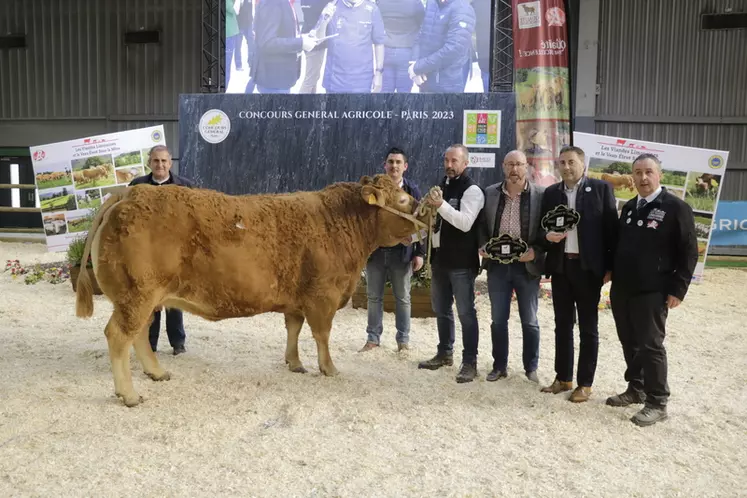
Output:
[178, 93, 516, 195]
[573, 131, 730, 280]
[29, 126, 166, 253]
[512, 0, 572, 186]
[711, 201, 747, 248]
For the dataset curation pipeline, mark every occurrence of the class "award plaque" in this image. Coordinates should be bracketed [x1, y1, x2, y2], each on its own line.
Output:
[483, 233, 530, 264]
[541, 204, 581, 233]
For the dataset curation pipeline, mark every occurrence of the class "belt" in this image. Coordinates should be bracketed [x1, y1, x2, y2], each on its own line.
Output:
[565, 252, 580, 259]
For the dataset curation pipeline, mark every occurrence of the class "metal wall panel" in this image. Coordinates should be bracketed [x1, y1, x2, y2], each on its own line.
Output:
[0, 0, 201, 157]
[595, 0, 747, 200]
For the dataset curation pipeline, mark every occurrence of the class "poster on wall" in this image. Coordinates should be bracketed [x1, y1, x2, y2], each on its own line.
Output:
[29, 126, 166, 253]
[224, 0, 493, 95]
[512, 0, 571, 186]
[573, 131, 729, 281]
[711, 201, 747, 249]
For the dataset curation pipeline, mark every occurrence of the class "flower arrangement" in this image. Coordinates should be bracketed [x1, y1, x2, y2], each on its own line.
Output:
[4, 259, 69, 285]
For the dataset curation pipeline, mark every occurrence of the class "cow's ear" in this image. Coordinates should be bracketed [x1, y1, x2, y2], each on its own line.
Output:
[359, 175, 374, 185]
[361, 185, 385, 207]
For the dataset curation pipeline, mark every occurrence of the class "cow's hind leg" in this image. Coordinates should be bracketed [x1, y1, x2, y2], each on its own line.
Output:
[105, 314, 142, 407]
[132, 322, 171, 382]
[284, 312, 307, 373]
[306, 309, 338, 377]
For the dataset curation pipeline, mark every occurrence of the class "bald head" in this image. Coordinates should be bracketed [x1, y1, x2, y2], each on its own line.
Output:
[502, 149, 529, 188]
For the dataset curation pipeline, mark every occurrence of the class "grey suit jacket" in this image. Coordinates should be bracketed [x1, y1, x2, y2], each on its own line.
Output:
[478, 180, 547, 277]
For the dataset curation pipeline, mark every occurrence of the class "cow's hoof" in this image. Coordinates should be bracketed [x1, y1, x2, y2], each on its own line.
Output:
[146, 370, 171, 382]
[320, 365, 339, 377]
[118, 393, 143, 407]
[287, 362, 307, 374]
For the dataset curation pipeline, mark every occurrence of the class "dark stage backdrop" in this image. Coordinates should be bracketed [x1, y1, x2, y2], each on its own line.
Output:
[178, 93, 516, 195]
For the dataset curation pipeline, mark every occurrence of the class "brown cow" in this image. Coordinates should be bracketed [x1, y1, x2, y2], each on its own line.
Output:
[75, 174, 433, 407]
[601, 172, 635, 192]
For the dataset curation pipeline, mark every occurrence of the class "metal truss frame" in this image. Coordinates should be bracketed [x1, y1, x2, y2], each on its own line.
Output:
[201, 0, 225, 93]
[491, 0, 514, 92]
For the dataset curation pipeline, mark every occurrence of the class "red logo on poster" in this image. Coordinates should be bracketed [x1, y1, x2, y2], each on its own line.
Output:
[545, 7, 565, 26]
[33, 150, 45, 161]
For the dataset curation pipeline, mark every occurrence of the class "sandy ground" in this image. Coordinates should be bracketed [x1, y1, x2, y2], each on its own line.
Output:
[0, 241, 745, 497]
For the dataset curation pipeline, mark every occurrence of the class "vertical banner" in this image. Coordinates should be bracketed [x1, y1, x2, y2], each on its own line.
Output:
[512, 0, 571, 186]
[29, 126, 167, 253]
[573, 131, 729, 281]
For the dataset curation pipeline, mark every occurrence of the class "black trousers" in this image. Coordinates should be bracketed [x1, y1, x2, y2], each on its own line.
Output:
[149, 308, 186, 351]
[550, 258, 602, 387]
[610, 287, 670, 407]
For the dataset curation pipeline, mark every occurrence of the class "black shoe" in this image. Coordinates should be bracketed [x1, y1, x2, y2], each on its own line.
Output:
[173, 345, 186, 356]
[525, 370, 539, 383]
[418, 353, 453, 370]
[606, 388, 646, 407]
[486, 369, 508, 382]
[456, 363, 477, 383]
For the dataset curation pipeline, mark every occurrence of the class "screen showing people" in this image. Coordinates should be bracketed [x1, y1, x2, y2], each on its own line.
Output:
[225, 0, 492, 94]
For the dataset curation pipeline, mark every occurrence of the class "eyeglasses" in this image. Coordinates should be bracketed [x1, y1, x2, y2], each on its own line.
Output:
[504, 162, 526, 168]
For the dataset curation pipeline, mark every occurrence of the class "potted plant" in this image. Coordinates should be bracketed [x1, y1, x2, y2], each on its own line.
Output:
[351, 264, 435, 318]
[67, 206, 103, 294]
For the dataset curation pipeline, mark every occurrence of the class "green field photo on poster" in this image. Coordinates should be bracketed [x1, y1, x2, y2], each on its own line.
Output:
[588, 157, 688, 202]
[514, 67, 570, 121]
[71, 155, 117, 189]
[685, 172, 721, 213]
[113, 150, 143, 167]
[75, 189, 102, 209]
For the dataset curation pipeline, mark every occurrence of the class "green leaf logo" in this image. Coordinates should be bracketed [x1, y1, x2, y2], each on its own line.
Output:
[207, 114, 222, 125]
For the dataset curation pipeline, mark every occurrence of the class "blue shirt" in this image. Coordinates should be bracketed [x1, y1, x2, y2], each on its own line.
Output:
[322, 1, 386, 92]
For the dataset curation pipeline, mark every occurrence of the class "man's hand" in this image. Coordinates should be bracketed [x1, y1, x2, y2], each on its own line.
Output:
[371, 71, 383, 93]
[666, 295, 681, 309]
[301, 34, 318, 52]
[408, 61, 416, 80]
[478, 247, 488, 258]
[425, 188, 443, 208]
[412, 256, 424, 272]
[320, 2, 336, 18]
[546, 231, 566, 243]
[603, 270, 612, 285]
[519, 247, 535, 263]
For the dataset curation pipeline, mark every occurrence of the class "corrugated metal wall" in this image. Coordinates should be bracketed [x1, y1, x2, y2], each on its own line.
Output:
[596, 0, 747, 201]
[0, 0, 202, 165]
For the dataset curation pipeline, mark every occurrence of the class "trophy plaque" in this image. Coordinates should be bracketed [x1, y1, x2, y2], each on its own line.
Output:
[541, 204, 581, 233]
[484, 233, 529, 264]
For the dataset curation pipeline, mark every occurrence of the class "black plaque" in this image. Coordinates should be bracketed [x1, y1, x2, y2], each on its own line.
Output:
[483, 233, 530, 264]
[541, 204, 581, 233]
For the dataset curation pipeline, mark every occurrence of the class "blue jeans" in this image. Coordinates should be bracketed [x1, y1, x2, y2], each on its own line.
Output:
[487, 262, 541, 372]
[365, 248, 412, 345]
[149, 308, 186, 351]
[225, 34, 241, 87]
[382, 46, 413, 93]
[431, 264, 480, 364]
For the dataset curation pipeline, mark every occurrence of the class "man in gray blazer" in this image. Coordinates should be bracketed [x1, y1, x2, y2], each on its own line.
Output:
[478, 150, 547, 382]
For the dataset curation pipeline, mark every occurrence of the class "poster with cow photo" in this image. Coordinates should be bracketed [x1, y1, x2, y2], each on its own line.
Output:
[573, 131, 730, 281]
[29, 125, 167, 253]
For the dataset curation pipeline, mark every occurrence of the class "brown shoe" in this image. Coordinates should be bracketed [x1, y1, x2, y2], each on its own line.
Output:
[569, 386, 592, 403]
[397, 342, 409, 352]
[358, 341, 379, 352]
[540, 379, 573, 394]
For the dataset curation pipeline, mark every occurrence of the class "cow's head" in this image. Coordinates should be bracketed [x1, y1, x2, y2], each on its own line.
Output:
[360, 174, 432, 247]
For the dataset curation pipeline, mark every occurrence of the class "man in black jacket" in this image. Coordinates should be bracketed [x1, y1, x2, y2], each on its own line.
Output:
[607, 153, 698, 427]
[377, 0, 425, 93]
[129, 145, 195, 355]
[417, 144, 485, 383]
[252, 0, 318, 93]
[360, 147, 425, 352]
[539, 145, 618, 402]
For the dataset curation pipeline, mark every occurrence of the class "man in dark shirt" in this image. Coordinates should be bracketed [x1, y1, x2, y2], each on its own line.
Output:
[129, 145, 195, 355]
[377, 0, 425, 92]
[607, 153, 698, 427]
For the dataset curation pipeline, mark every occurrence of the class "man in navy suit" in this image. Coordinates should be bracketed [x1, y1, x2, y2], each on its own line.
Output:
[359, 147, 425, 352]
[539, 145, 619, 402]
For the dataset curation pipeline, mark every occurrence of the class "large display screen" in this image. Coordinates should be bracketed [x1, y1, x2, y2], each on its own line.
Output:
[225, 0, 493, 94]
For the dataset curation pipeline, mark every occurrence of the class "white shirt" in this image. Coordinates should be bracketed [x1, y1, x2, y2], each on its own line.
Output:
[152, 174, 171, 184]
[431, 183, 485, 249]
[637, 186, 663, 206]
[564, 180, 580, 253]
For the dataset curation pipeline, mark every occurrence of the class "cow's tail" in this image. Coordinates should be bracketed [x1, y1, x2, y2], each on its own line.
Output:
[75, 190, 126, 318]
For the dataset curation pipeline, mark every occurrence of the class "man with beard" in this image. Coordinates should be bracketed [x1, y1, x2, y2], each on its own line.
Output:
[477, 150, 546, 383]
[538, 145, 618, 402]
[608, 153, 697, 427]
[129, 145, 195, 355]
[418, 144, 485, 383]
[359, 147, 425, 352]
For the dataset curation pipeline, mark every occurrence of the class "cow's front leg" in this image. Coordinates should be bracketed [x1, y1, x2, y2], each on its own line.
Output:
[133, 323, 171, 382]
[105, 315, 142, 407]
[306, 310, 338, 377]
[284, 312, 307, 373]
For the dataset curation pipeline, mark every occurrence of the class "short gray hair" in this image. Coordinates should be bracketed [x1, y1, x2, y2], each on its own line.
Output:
[148, 145, 171, 160]
[633, 153, 662, 171]
[448, 143, 470, 162]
